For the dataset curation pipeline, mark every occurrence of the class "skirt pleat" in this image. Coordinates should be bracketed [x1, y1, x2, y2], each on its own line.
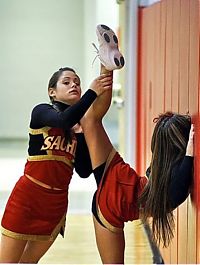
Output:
[1, 175, 68, 241]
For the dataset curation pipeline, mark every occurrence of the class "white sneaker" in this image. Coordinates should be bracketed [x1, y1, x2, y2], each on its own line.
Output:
[94, 24, 125, 71]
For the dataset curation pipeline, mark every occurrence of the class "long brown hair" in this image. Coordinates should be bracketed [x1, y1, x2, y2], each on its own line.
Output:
[139, 112, 191, 247]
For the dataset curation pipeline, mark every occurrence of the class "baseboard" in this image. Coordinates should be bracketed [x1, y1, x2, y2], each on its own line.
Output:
[143, 223, 165, 264]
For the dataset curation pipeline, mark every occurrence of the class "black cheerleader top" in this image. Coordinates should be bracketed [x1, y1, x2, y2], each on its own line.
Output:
[146, 156, 193, 209]
[24, 89, 96, 189]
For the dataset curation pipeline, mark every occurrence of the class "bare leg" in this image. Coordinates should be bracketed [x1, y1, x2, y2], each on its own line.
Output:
[81, 64, 125, 263]
[93, 217, 125, 264]
[81, 118, 125, 263]
[19, 239, 55, 263]
[81, 64, 113, 169]
[0, 234, 55, 263]
[0, 234, 27, 263]
[86, 64, 113, 121]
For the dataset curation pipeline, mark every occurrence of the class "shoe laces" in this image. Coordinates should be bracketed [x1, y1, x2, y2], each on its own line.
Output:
[91, 43, 100, 67]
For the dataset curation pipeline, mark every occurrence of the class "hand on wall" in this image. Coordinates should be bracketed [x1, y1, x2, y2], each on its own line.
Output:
[186, 124, 194, 157]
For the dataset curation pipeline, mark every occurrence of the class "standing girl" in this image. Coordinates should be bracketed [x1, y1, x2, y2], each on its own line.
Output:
[0, 67, 113, 263]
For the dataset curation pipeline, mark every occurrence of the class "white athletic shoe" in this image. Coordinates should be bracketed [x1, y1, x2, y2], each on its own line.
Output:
[93, 24, 125, 71]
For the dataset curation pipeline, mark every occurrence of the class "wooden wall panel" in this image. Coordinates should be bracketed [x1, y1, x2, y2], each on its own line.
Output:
[170, 209, 178, 263]
[178, 0, 190, 113]
[146, 5, 155, 167]
[164, 0, 180, 263]
[171, 0, 180, 112]
[177, 0, 190, 263]
[197, 66, 200, 263]
[164, 0, 172, 112]
[169, 1, 181, 261]
[160, 0, 167, 112]
[143, 15, 149, 173]
[187, 0, 199, 262]
[158, 2, 170, 263]
[137, 6, 152, 175]
[136, 7, 146, 175]
[137, 0, 200, 263]
[152, 3, 165, 118]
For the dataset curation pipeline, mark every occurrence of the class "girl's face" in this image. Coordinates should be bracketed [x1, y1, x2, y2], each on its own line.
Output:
[49, 70, 81, 105]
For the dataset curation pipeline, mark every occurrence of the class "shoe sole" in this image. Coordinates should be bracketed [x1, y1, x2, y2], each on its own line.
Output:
[96, 24, 125, 71]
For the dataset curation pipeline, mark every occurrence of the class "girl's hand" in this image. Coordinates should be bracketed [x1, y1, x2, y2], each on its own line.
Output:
[89, 73, 113, 96]
[186, 124, 194, 156]
[72, 123, 82, 133]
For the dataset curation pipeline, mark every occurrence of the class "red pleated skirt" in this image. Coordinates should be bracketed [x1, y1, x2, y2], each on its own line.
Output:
[96, 149, 148, 233]
[1, 175, 68, 241]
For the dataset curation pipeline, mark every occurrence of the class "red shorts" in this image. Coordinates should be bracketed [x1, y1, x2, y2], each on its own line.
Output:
[96, 149, 147, 233]
[1, 175, 68, 241]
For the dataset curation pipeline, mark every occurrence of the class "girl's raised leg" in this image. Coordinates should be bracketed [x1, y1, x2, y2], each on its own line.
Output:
[81, 64, 125, 264]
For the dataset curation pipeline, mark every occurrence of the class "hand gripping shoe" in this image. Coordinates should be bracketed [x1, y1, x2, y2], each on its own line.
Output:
[94, 24, 125, 71]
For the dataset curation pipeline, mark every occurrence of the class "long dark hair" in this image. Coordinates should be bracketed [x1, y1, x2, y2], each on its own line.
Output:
[139, 112, 191, 247]
[48, 67, 77, 143]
